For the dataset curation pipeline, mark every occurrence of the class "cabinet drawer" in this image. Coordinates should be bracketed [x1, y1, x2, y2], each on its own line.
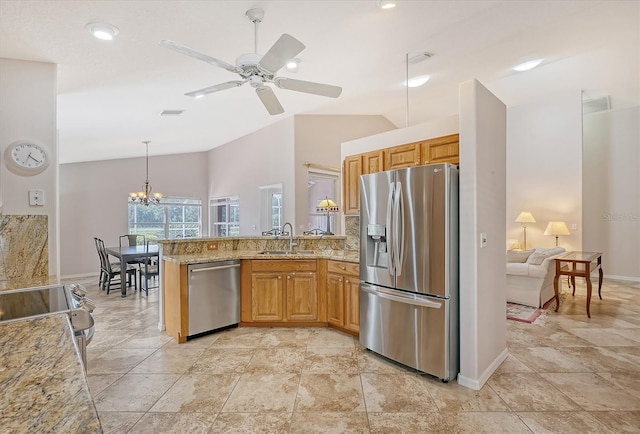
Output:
[327, 260, 359, 277]
[252, 259, 317, 272]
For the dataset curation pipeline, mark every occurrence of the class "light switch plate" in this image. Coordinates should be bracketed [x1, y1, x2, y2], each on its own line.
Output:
[29, 189, 44, 206]
[480, 232, 487, 248]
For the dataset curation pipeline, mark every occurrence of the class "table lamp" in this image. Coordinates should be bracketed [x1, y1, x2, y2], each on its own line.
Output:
[316, 197, 339, 235]
[515, 211, 536, 249]
[544, 221, 571, 246]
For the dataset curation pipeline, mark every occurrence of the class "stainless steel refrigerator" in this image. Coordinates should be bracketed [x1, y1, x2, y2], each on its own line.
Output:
[359, 163, 459, 381]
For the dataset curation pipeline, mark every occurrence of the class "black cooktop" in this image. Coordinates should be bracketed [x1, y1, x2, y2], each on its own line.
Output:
[0, 285, 70, 322]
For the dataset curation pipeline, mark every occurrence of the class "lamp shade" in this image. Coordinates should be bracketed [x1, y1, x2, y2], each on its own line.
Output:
[544, 221, 571, 236]
[515, 211, 536, 223]
[316, 198, 338, 212]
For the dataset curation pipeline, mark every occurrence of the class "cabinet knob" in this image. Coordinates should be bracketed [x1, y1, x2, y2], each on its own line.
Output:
[287, 275, 291, 280]
[339, 279, 343, 282]
[278, 276, 282, 280]
[345, 279, 349, 283]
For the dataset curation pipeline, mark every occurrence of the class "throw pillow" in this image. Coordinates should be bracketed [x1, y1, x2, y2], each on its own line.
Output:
[527, 252, 548, 265]
[507, 249, 534, 263]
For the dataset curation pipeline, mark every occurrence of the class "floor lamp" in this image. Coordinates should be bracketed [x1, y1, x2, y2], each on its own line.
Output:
[515, 211, 536, 249]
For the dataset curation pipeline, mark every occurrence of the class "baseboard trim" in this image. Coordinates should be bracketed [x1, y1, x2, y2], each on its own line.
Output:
[61, 272, 99, 280]
[605, 275, 640, 283]
[457, 347, 509, 390]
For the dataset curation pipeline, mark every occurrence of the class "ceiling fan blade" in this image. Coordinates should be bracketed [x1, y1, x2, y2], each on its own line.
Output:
[256, 86, 284, 115]
[184, 81, 246, 97]
[274, 77, 342, 98]
[160, 40, 239, 73]
[258, 34, 305, 73]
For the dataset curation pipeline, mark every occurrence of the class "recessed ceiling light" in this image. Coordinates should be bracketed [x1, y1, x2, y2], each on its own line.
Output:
[85, 22, 119, 41]
[408, 52, 432, 64]
[377, 1, 397, 10]
[513, 58, 543, 72]
[405, 75, 431, 88]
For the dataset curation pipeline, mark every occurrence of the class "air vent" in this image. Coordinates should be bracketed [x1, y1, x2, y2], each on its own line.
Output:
[160, 109, 184, 116]
[582, 96, 610, 114]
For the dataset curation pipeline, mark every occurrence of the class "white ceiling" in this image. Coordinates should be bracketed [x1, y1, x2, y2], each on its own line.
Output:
[0, 1, 637, 163]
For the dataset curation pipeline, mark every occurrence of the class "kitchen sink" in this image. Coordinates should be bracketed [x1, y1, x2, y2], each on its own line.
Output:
[259, 250, 316, 255]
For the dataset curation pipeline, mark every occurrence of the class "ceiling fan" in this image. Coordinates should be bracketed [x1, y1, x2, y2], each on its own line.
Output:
[160, 8, 342, 115]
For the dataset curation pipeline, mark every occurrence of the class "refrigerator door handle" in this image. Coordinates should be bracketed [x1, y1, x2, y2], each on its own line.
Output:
[361, 285, 443, 309]
[386, 182, 395, 274]
[395, 181, 404, 275]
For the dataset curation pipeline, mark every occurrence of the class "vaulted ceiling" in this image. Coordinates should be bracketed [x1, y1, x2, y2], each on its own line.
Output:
[1, 1, 637, 163]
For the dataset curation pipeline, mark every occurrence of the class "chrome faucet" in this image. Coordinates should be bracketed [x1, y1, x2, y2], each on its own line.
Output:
[282, 222, 296, 251]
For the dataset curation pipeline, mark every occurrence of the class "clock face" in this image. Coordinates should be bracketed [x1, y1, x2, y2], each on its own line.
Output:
[3, 141, 50, 176]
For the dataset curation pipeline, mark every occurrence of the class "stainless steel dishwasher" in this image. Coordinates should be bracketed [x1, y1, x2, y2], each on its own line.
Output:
[188, 259, 240, 337]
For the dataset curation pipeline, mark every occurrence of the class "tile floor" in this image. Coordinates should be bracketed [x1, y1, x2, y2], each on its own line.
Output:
[73, 276, 640, 433]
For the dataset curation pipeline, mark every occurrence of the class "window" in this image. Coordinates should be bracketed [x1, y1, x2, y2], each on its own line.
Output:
[271, 193, 283, 230]
[308, 171, 339, 233]
[128, 197, 202, 240]
[210, 196, 240, 237]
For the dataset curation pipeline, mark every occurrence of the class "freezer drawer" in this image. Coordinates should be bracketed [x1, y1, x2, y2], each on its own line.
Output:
[359, 283, 458, 381]
[188, 260, 240, 337]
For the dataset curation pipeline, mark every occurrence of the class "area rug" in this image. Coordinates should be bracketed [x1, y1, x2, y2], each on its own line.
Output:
[507, 297, 555, 323]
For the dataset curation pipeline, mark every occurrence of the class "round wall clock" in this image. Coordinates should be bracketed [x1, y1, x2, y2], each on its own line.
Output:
[3, 140, 50, 176]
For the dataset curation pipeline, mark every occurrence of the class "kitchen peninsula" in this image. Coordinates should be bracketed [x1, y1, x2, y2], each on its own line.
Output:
[160, 236, 359, 343]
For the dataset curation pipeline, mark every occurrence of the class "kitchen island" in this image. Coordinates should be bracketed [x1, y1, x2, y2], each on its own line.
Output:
[0, 314, 102, 433]
[160, 236, 359, 343]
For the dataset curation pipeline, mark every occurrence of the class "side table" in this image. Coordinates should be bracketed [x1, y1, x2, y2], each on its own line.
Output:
[553, 251, 603, 318]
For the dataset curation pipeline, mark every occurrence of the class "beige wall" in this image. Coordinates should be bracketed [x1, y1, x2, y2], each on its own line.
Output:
[60, 152, 209, 277]
[207, 117, 295, 235]
[458, 79, 508, 390]
[294, 114, 396, 233]
[583, 106, 640, 279]
[506, 92, 583, 252]
[0, 58, 58, 277]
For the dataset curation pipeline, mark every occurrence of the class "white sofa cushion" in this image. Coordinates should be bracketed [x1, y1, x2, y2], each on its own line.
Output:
[507, 249, 534, 263]
[506, 262, 529, 275]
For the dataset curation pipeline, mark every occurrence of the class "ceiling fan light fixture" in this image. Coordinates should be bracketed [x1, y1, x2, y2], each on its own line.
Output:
[285, 58, 300, 72]
[405, 75, 431, 88]
[85, 22, 119, 41]
[513, 58, 543, 72]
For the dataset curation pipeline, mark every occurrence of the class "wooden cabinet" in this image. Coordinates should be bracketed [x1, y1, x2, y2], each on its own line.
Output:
[362, 150, 384, 174]
[326, 260, 360, 335]
[242, 259, 322, 325]
[420, 134, 459, 165]
[384, 142, 421, 170]
[343, 155, 362, 215]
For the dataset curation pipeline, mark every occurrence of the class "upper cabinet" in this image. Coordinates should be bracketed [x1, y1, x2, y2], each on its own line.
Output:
[342, 133, 459, 215]
[362, 150, 384, 175]
[343, 155, 362, 216]
[384, 142, 421, 170]
[421, 134, 459, 165]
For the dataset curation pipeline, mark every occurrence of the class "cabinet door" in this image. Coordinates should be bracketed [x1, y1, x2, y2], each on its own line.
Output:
[326, 273, 345, 326]
[286, 272, 318, 321]
[363, 150, 384, 174]
[344, 276, 360, 333]
[421, 134, 459, 165]
[343, 155, 362, 215]
[384, 143, 420, 170]
[251, 272, 284, 321]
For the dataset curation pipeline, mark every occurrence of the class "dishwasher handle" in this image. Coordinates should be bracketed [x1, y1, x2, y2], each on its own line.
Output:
[190, 263, 240, 273]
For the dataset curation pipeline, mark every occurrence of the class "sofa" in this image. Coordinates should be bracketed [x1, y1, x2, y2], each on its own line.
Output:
[506, 247, 566, 307]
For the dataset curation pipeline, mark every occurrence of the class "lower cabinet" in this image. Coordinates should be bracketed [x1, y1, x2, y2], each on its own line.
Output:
[326, 260, 360, 335]
[243, 259, 321, 325]
[241, 258, 358, 333]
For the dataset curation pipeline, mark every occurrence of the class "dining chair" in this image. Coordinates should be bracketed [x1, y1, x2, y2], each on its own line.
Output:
[94, 237, 107, 289]
[97, 238, 137, 294]
[138, 240, 159, 296]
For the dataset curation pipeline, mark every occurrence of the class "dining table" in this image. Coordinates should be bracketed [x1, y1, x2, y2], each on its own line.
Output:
[105, 244, 159, 297]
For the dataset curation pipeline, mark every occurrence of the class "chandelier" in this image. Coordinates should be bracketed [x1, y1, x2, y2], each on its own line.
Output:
[129, 141, 163, 206]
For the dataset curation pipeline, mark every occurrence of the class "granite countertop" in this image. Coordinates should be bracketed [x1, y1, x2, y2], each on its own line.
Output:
[162, 249, 359, 265]
[0, 314, 102, 433]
